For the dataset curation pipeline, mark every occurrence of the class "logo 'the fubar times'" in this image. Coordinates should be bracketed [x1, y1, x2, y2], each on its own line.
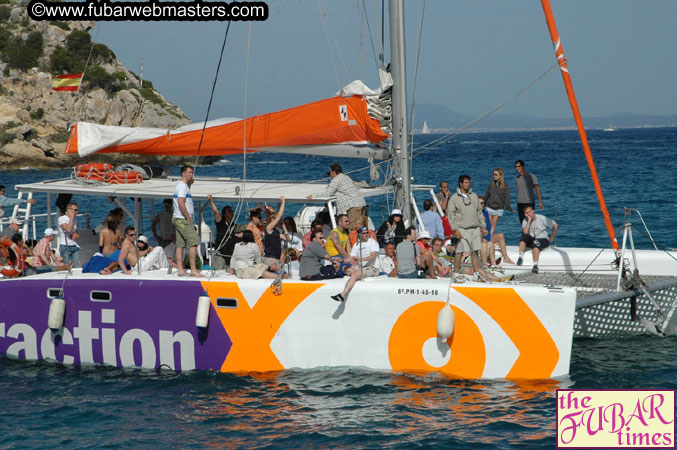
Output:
[556, 389, 676, 448]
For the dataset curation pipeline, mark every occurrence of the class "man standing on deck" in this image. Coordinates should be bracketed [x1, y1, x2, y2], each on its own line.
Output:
[307, 162, 367, 231]
[514, 160, 543, 224]
[447, 175, 487, 280]
[173, 165, 204, 277]
[58, 202, 80, 268]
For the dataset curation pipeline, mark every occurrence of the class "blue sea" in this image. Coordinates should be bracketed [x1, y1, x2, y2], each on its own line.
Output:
[1, 128, 676, 448]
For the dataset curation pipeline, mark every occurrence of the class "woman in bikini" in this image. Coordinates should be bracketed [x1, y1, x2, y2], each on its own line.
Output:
[99, 214, 121, 257]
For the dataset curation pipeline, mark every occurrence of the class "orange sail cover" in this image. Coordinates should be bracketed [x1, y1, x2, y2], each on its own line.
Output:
[65, 95, 389, 159]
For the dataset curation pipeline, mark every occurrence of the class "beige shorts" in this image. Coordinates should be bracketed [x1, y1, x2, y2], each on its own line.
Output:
[235, 263, 269, 279]
[456, 227, 482, 253]
[359, 265, 381, 277]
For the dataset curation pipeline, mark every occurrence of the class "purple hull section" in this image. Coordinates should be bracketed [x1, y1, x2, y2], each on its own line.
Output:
[0, 278, 231, 371]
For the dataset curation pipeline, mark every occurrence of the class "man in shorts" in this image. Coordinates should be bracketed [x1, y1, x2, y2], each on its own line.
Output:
[331, 226, 380, 302]
[448, 175, 486, 280]
[517, 205, 558, 274]
[173, 165, 204, 277]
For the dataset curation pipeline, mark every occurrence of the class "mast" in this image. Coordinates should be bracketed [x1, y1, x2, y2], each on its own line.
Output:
[540, 0, 619, 251]
[388, 0, 412, 225]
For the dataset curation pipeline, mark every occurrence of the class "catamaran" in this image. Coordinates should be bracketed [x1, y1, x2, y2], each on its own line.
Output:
[1, 1, 675, 378]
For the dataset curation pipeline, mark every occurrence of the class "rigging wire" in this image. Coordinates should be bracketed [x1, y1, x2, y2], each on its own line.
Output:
[194, 21, 232, 169]
[360, 0, 383, 75]
[408, 0, 426, 173]
[412, 62, 560, 159]
[317, 0, 342, 90]
[254, 0, 301, 116]
[380, 0, 385, 62]
[176, 0, 290, 108]
[69, 24, 101, 121]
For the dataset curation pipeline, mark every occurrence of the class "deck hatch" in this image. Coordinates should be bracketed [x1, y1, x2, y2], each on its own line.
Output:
[216, 298, 237, 308]
[47, 288, 64, 299]
[90, 291, 112, 302]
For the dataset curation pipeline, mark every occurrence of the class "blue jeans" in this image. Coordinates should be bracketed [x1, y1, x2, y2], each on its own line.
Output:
[59, 244, 80, 268]
[398, 270, 419, 279]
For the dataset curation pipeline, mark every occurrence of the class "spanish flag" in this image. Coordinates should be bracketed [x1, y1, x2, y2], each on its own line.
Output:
[52, 73, 83, 92]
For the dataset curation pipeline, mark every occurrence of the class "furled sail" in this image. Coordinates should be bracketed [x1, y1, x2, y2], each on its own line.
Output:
[66, 82, 391, 160]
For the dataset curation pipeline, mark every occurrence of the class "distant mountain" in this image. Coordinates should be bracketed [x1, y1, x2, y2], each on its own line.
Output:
[412, 103, 677, 132]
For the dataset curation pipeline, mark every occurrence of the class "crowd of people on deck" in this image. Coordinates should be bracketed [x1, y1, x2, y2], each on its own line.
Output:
[1, 160, 558, 295]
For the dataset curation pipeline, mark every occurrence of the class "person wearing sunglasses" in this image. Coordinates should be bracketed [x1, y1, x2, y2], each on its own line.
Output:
[57, 202, 81, 268]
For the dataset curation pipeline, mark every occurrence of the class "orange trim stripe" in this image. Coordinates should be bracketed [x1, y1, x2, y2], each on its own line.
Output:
[455, 287, 560, 378]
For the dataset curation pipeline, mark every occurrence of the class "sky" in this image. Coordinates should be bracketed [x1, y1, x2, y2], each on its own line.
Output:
[94, 0, 677, 123]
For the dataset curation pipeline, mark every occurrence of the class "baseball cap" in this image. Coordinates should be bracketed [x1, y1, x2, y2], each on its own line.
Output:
[43, 228, 57, 236]
[391, 209, 403, 216]
[9, 218, 23, 225]
[137, 235, 149, 244]
[357, 226, 369, 234]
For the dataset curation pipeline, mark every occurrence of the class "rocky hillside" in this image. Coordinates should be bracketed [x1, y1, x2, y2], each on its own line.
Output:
[0, 1, 214, 169]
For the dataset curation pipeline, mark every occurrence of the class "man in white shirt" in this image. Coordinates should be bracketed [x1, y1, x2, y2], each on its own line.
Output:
[58, 202, 81, 268]
[331, 226, 380, 302]
[516, 205, 558, 274]
[378, 242, 397, 277]
[173, 165, 203, 277]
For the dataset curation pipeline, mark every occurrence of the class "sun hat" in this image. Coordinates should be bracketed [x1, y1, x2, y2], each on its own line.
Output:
[9, 218, 23, 225]
[43, 228, 57, 236]
[418, 230, 431, 240]
[391, 209, 403, 216]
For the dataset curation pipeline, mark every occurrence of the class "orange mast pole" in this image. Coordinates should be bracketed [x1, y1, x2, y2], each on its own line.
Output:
[540, 0, 619, 251]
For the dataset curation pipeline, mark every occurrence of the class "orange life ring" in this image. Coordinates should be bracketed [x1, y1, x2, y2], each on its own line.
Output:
[75, 163, 114, 172]
[75, 163, 114, 182]
[0, 238, 25, 278]
[104, 170, 144, 184]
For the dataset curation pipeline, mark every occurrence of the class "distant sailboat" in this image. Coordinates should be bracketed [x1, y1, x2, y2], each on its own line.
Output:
[421, 121, 430, 134]
[603, 126, 617, 132]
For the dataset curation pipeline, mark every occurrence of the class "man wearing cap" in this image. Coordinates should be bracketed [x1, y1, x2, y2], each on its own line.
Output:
[421, 199, 445, 240]
[31, 228, 68, 273]
[307, 162, 367, 231]
[118, 228, 169, 275]
[0, 217, 23, 240]
[0, 185, 36, 220]
[152, 198, 176, 248]
[331, 226, 380, 302]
